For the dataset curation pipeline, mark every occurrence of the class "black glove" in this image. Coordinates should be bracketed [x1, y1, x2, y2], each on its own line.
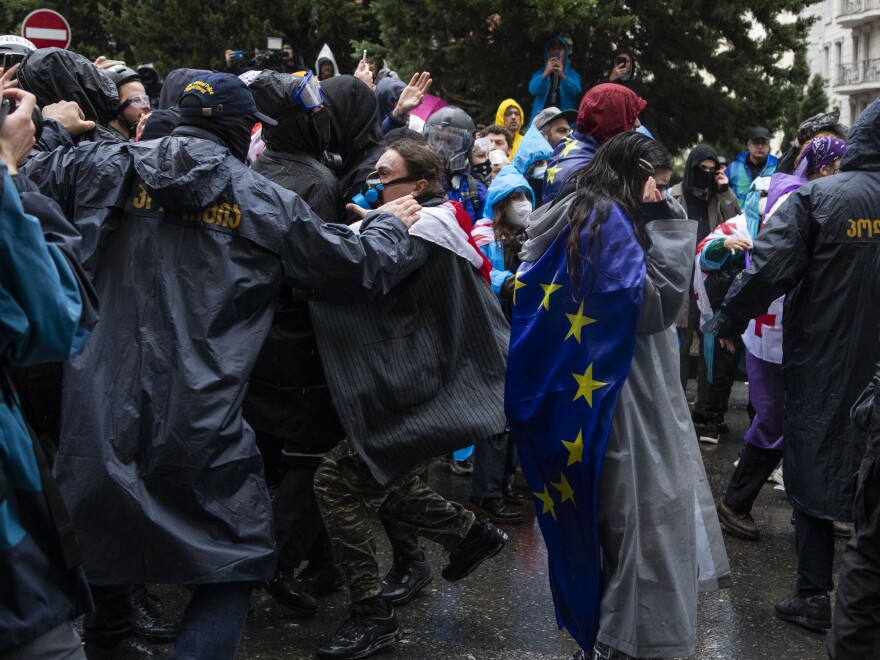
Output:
[500, 275, 516, 300]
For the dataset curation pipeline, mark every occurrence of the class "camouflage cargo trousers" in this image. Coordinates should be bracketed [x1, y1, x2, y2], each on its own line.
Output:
[314, 438, 475, 602]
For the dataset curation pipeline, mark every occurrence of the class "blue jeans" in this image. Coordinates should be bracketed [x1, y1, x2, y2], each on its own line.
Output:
[170, 582, 254, 660]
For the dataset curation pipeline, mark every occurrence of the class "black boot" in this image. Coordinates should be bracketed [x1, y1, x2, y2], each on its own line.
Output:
[380, 554, 433, 606]
[442, 518, 508, 582]
[724, 444, 783, 514]
[317, 597, 401, 659]
[132, 591, 177, 644]
[298, 559, 346, 596]
[466, 496, 523, 525]
[263, 569, 317, 617]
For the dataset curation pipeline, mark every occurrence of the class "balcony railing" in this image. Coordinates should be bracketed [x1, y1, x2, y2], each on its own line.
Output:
[837, 58, 880, 86]
[839, 0, 880, 16]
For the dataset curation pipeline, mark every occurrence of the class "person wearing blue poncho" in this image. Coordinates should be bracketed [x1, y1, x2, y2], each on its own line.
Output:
[506, 132, 730, 659]
[512, 124, 554, 202]
[528, 36, 582, 125]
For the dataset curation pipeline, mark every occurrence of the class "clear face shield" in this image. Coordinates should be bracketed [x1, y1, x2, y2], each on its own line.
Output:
[423, 124, 472, 172]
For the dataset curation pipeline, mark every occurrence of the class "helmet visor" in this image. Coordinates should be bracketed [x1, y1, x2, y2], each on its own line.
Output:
[293, 71, 325, 110]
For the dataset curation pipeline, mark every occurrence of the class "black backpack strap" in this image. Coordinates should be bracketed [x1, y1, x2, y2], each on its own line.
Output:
[464, 175, 483, 217]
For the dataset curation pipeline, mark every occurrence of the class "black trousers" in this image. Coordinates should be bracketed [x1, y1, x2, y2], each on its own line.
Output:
[84, 584, 133, 647]
[694, 333, 743, 423]
[828, 401, 880, 659]
[724, 444, 782, 514]
[793, 508, 835, 595]
[273, 455, 333, 571]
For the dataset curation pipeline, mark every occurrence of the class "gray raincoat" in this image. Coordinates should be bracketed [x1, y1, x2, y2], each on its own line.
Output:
[21, 135, 414, 585]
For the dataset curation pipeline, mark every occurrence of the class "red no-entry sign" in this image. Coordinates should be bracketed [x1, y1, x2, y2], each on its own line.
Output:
[21, 9, 71, 50]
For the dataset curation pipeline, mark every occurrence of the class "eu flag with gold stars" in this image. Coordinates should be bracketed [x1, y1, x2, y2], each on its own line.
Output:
[505, 203, 645, 651]
[541, 131, 600, 205]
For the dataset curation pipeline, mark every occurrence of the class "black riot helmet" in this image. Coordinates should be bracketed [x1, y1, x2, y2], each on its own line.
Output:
[423, 106, 476, 173]
[104, 64, 141, 89]
[0, 35, 36, 73]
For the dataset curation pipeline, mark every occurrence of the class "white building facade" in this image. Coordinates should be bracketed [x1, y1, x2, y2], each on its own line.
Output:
[804, 0, 880, 125]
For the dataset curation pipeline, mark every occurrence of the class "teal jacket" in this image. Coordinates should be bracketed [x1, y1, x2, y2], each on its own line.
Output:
[726, 151, 777, 205]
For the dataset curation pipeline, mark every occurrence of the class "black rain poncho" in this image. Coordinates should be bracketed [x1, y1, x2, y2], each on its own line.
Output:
[710, 99, 880, 521]
[21, 133, 414, 585]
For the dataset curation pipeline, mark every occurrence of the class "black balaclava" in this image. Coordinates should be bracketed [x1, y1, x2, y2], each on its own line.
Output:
[683, 144, 719, 203]
[250, 70, 329, 157]
[175, 113, 253, 163]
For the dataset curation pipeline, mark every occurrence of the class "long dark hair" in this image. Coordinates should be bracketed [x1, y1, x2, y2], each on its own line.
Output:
[566, 132, 671, 281]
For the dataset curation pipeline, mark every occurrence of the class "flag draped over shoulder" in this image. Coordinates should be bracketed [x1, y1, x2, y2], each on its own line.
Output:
[505, 202, 645, 651]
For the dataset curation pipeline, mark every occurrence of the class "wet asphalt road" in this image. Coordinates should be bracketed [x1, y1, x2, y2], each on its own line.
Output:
[152, 381, 844, 659]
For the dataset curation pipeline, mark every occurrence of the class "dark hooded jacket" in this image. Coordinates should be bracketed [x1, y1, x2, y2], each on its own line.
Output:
[246, 71, 344, 455]
[709, 98, 880, 521]
[18, 47, 124, 146]
[20, 133, 414, 585]
[668, 144, 740, 243]
[376, 77, 407, 135]
[321, 75, 384, 221]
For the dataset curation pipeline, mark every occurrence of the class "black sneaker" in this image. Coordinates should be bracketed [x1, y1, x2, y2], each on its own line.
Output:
[133, 591, 177, 644]
[317, 599, 402, 659]
[85, 636, 169, 659]
[380, 557, 433, 606]
[298, 560, 347, 596]
[775, 592, 831, 632]
[441, 518, 508, 582]
[698, 422, 721, 444]
[263, 569, 318, 617]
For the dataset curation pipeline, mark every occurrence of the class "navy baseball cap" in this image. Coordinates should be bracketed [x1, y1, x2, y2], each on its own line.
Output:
[178, 72, 277, 125]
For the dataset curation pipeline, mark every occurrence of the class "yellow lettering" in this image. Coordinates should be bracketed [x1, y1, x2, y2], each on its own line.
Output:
[229, 204, 241, 229]
[202, 204, 217, 224]
[858, 218, 872, 238]
[874, 219, 880, 237]
[219, 202, 231, 227]
[848, 219, 858, 238]
[133, 184, 147, 209]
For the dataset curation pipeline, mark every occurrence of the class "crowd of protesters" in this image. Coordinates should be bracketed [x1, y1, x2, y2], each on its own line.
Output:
[1, 28, 880, 660]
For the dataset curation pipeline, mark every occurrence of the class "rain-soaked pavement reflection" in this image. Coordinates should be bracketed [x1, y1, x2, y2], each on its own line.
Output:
[153, 381, 839, 659]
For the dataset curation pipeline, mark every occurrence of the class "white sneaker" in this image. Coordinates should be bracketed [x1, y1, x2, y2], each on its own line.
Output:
[770, 464, 784, 487]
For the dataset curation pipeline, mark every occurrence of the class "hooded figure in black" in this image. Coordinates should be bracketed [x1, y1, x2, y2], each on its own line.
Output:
[251, 71, 339, 220]
[321, 75, 384, 222]
[710, 97, 880, 634]
[17, 47, 122, 146]
[669, 143, 741, 432]
[245, 71, 346, 612]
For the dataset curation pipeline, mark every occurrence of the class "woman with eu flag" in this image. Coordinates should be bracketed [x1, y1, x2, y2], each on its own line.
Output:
[505, 132, 731, 659]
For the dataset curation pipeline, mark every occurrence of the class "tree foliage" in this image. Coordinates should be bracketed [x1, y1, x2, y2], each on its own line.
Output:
[2, 0, 818, 155]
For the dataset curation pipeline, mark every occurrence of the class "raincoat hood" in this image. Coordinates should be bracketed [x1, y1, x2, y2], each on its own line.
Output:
[18, 48, 118, 125]
[840, 96, 880, 172]
[543, 35, 572, 67]
[376, 77, 406, 122]
[608, 48, 638, 81]
[682, 144, 719, 197]
[159, 68, 211, 109]
[315, 43, 340, 79]
[321, 75, 382, 174]
[577, 83, 645, 142]
[483, 165, 535, 220]
[250, 70, 328, 156]
[512, 124, 553, 176]
[130, 137, 232, 211]
[494, 98, 525, 132]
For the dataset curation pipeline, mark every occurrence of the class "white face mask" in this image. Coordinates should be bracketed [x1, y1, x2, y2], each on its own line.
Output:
[508, 199, 533, 228]
[758, 196, 767, 215]
[531, 164, 548, 178]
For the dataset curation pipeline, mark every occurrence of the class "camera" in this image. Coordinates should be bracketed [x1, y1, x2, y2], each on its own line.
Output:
[0, 96, 44, 143]
[250, 37, 287, 73]
[616, 56, 629, 67]
[230, 51, 246, 63]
